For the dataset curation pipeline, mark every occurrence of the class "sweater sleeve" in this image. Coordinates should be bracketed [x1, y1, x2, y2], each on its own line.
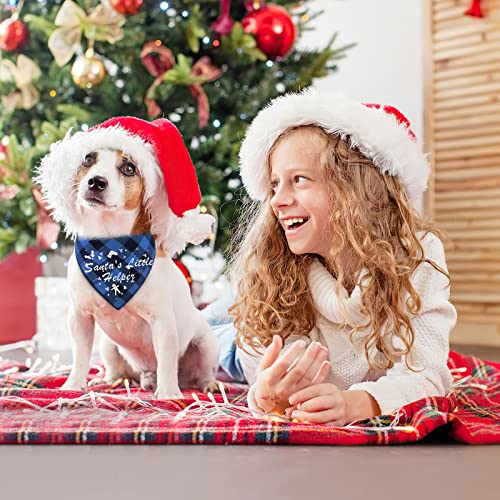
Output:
[348, 233, 457, 415]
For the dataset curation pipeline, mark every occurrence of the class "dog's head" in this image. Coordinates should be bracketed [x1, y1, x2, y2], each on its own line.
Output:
[74, 149, 145, 213]
[35, 117, 214, 255]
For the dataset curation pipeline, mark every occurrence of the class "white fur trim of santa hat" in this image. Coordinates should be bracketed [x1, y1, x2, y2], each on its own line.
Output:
[239, 89, 430, 211]
[34, 123, 213, 255]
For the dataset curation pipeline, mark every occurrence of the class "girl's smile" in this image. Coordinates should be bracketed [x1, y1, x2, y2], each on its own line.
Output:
[281, 216, 311, 234]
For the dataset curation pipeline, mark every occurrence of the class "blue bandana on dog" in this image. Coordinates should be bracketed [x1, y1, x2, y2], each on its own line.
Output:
[75, 233, 156, 310]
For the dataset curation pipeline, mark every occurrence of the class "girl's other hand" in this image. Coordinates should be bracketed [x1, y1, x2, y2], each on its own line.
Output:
[288, 386, 380, 426]
[288, 383, 348, 426]
[254, 335, 330, 414]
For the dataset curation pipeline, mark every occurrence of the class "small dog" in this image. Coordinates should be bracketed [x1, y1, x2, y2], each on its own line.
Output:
[36, 117, 220, 399]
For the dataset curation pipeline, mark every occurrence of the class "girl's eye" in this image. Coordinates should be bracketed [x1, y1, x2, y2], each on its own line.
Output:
[270, 180, 279, 192]
[120, 162, 136, 176]
[294, 175, 308, 184]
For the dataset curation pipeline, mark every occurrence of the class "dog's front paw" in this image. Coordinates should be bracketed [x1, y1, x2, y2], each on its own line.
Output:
[155, 387, 184, 400]
[61, 379, 86, 391]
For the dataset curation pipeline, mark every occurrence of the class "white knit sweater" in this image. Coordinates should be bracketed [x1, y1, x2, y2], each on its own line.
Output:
[240, 232, 457, 416]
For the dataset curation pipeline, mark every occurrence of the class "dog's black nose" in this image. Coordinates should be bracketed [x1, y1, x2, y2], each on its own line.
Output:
[88, 176, 108, 192]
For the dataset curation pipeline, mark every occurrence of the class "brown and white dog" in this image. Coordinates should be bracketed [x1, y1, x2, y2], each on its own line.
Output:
[35, 117, 220, 399]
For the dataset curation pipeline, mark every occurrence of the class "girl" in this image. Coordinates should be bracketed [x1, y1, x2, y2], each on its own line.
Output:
[206, 90, 456, 426]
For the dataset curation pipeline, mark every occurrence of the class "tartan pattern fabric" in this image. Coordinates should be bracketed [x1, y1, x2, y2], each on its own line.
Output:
[75, 232, 156, 310]
[0, 350, 498, 445]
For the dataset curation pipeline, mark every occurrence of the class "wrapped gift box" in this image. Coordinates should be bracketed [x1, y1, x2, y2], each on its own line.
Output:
[0, 248, 42, 345]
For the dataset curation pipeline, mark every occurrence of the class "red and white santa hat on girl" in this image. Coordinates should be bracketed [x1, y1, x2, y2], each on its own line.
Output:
[36, 116, 213, 255]
[239, 89, 430, 212]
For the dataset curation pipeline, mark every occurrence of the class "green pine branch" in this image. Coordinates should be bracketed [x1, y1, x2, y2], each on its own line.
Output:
[0, 0, 353, 259]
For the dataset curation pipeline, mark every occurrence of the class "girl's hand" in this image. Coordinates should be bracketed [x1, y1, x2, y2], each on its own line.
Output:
[288, 383, 349, 426]
[288, 385, 381, 426]
[254, 335, 330, 414]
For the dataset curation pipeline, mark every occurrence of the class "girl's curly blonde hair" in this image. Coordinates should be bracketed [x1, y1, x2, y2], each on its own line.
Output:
[228, 126, 448, 370]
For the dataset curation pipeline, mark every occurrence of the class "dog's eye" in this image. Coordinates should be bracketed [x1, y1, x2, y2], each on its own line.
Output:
[120, 162, 136, 177]
[83, 152, 97, 167]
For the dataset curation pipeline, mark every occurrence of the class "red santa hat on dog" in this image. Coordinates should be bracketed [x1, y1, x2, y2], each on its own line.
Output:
[239, 90, 429, 212]
[36, 116, 213, 255]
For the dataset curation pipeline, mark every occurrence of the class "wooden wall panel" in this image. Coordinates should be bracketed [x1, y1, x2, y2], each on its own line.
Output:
[425, 0, 500, 346]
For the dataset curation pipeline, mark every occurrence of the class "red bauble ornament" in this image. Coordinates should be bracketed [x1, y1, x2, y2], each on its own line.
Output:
[242, 4, 296, 60]
[110, 0, 144, 16]
[0, 17, 30, 52]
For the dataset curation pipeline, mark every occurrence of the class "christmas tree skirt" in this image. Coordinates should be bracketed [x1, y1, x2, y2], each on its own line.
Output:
[0, 351, 498, 445]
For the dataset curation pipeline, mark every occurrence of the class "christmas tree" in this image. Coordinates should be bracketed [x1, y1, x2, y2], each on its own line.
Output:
[0, 0, 352, 260]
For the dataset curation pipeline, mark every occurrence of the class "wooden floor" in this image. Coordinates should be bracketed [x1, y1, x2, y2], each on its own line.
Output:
[1, 444, 499, 500]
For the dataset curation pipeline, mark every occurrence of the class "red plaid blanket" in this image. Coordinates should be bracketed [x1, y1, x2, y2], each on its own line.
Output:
[0, 350, 498, 445]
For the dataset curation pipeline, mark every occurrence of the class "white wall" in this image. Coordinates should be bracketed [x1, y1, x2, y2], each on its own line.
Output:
[299, 0, 424, 139]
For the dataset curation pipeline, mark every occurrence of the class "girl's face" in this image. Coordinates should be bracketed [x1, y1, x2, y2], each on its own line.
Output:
[269, 131, 332, 258]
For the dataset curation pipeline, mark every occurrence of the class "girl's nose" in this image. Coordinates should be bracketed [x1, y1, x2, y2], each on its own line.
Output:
[270, 184, 294, 210]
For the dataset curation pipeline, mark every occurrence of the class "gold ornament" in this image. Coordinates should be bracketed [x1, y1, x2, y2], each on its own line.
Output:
[71, 50, 106, 89]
